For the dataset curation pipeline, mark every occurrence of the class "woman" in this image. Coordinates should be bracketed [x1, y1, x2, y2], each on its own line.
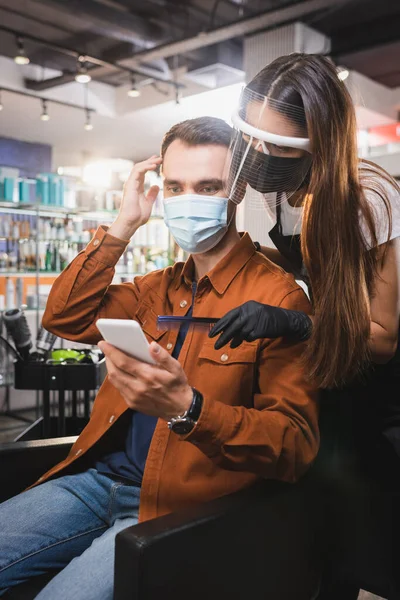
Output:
[210, 53, 400, 391]
[210, 53, 400, 470]
[210, 54, 400, 595]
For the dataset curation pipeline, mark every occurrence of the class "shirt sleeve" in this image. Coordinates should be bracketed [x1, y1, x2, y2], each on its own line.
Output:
[360, 173, 400, 248]
[42, 226, 143, 345]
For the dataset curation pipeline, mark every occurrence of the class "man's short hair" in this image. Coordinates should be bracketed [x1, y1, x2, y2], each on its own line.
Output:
[161, 116, 232, 158]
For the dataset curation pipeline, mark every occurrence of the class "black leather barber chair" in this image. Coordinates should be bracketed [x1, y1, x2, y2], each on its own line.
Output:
[1, 437, 323, 600]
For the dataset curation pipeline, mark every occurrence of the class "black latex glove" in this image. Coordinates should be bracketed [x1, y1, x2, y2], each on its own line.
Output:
[209, 300, 312, 350]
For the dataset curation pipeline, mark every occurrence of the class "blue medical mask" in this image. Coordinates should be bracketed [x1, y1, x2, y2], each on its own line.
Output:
[163, 194, 229, 254]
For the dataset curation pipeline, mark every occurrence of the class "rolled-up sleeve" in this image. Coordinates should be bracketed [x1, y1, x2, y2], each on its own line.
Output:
[42, 226, 142, 345]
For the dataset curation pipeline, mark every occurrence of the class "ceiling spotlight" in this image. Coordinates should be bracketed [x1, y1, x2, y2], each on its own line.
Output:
[40, 99, 50, 121]
[127, 77, 140, 98]
[75, 60, 91, 84]
[337, 67, 349, 81]
[84, 109, 93, 131]
[14, 37, 30, 65]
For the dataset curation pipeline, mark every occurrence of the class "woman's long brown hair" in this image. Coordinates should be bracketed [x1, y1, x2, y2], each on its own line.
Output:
[248, 53, 399, 388]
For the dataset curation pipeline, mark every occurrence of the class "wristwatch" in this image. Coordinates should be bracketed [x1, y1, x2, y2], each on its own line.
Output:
[168, 388, 203, 435]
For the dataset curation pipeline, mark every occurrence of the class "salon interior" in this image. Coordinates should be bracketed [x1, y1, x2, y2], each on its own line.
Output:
[0, 0, 399, 599]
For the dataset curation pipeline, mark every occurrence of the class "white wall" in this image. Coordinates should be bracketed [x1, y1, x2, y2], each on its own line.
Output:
[372, 152, 400, 178]
[347, 71, 399, 122]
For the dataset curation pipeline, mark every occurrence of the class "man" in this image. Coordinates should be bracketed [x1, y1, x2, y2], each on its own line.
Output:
[0, 117, 319, 600]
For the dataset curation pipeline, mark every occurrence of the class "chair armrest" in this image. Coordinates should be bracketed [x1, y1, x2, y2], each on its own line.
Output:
[115, 476, 323, 600]
[0, 437, 76, 502]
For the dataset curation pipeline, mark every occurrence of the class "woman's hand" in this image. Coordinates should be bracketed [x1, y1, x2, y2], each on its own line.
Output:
[209, 300, 312, 349]
[108, 155, 162, 241]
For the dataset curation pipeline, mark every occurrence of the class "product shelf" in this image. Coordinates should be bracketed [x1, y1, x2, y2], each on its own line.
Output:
[0, 202, 164, 222]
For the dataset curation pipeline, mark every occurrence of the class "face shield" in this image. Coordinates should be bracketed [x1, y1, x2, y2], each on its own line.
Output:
[224, 88, 312, 207]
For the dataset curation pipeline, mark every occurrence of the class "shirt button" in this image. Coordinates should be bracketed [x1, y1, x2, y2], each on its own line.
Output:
[93, 239, 100, 246]
[166, 343, 173, 350]
[109, 415, 115, 424]
[180, 300, 188, 308]
[221, 353, 229, 362]
[75, 449, 82, 456]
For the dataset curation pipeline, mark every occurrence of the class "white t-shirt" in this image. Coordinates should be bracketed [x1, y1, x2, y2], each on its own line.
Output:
[275, 166, 400, 249]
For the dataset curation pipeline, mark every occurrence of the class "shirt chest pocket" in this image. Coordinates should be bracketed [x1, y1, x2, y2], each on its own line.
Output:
[196, 341, 258, 406]
[198, 341, 257, 365]
[135, 303, 167, 343]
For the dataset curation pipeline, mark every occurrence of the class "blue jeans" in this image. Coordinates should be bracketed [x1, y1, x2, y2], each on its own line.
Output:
[0, 468, 140, 599]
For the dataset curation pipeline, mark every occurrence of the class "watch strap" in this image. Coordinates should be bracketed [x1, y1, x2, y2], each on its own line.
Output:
[167, 388, 203, 434]
[187, 387, 203, 421]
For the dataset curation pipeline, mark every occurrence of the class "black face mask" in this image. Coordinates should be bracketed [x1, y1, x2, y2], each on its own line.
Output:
[230, 137, 311, 194]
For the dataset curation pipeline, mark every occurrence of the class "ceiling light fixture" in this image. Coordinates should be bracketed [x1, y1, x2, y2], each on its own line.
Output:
[14, 36, 30, 65]
[84, 109, 93, 131]
[40, 99, 50, 121]
[175, 86, 182, 105]
[127, 77, 140, 98]
[337, 67, 349, 81]
[75, 58, 91, 84]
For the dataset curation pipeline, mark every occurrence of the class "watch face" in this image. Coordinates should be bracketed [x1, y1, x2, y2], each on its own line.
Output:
[170, 417, 195, 435]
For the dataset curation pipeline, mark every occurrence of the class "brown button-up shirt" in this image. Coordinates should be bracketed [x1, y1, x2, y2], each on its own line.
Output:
[39, 227, 319, 522]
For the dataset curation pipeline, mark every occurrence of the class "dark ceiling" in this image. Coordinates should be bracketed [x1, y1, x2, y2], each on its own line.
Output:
[313, 0, 400, 88]
[0, 0, 399, 91]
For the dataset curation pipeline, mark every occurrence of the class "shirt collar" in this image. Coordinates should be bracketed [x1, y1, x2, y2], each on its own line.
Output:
[176, 233, 257, 295]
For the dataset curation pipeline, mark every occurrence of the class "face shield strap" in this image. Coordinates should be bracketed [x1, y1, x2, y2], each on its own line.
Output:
[231, 112, 312, 153]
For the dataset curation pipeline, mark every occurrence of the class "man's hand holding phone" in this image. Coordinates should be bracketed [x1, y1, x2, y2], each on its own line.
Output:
[97, 319, 193, 421]
[98, 339, 193, 421]
[108, 155, 162, 241]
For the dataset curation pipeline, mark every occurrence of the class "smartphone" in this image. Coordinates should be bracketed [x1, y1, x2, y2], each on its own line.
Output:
[96, 318, 156, 365]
